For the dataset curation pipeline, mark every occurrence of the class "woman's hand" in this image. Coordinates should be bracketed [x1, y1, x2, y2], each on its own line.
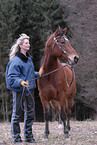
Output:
[39, 67, 43, 76]
[20, 80, 29, 87]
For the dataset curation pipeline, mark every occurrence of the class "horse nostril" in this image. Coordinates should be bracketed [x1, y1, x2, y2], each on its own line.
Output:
[74, 56, 79, 63]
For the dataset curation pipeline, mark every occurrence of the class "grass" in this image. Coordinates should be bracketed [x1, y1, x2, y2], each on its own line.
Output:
[0, 120, 97, 145]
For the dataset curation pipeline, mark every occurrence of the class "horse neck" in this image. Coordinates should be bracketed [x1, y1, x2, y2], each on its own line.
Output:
[43, 52, 59, 73]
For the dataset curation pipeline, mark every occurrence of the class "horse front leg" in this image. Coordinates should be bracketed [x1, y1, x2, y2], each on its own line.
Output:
[44, 108, 50, 139]
[66, 97, 74, 131]
[44, 120, 49, 139]
[67, 114, 71, 131]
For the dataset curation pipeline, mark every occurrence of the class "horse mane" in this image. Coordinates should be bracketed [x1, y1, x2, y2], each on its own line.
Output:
[42, 34, 57, 73]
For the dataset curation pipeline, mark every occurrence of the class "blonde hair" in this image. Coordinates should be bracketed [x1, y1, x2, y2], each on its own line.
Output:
[9, 33, 30, 60]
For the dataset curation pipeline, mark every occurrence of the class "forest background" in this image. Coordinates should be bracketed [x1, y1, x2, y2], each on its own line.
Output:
[0, 0, 97, 122]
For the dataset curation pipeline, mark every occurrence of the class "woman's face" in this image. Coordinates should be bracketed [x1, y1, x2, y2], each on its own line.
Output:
[20, 39, 30, 52]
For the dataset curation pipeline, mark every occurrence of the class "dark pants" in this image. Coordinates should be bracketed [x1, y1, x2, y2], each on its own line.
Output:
[11, 89, 35, 142]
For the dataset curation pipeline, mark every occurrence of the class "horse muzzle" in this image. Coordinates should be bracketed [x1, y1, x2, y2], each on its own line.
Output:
[68, 55, 79, 65]
[74, 56, 79, 63]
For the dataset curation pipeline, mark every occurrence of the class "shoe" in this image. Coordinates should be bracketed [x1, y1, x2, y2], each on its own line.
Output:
[13, 139, 22, 144]
[25, 138, 37, 143]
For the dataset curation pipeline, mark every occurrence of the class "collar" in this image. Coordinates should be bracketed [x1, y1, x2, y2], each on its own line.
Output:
[16, 51, 29, 63]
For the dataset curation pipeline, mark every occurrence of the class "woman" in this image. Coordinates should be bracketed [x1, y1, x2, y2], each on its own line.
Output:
[6, 34, 39, 143]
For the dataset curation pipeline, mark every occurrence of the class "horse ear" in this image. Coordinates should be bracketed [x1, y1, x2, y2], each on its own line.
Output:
[54, 27, 67, 36]
[63, 28, 67, 34]
[54, 27, 60, 37]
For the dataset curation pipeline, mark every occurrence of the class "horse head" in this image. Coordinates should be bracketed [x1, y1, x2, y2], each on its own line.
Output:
[51, 26, 79, 65]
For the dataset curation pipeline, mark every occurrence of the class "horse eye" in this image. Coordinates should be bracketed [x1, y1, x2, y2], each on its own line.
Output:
[60, 41, 65, 44]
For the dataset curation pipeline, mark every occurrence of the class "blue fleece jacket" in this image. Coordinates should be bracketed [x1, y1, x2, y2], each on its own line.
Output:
[6, 51, 39, 92]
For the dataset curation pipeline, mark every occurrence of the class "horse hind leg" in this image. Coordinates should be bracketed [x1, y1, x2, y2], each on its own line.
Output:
[54, 112, 63, 128]
[58, 114, 63, 129]
[50, 100, 63, 128]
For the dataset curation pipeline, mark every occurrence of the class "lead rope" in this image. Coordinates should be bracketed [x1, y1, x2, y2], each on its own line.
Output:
[21, 86, 35, 112]
[29, 64, 68, 83]
[29, 64, 74, 88]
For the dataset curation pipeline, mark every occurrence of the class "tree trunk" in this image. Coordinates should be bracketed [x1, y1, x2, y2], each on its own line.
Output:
[5, 98, 8, 122]
[2, 97, 5, 121]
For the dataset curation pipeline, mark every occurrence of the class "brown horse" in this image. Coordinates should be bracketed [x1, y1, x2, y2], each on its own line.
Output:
[37, 26, 79, 139]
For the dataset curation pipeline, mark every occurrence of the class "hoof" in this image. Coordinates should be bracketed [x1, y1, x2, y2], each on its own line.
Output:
[65, 133, 69, 138]
[44, 135, 48, 140]
[58, 124, 63, 129]
[42, 138, 48, 141]
[65, 137, 70, 141]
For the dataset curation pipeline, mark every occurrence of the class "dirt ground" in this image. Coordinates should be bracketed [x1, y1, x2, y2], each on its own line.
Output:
[0, 120, 97, 145]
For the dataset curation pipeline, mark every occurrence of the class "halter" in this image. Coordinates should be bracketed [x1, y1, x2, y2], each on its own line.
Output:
[53, 35, 74, 64]
[53, 34, 74, 87]
[53, 35, 67, 55]
[54, 35, 68, 55]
